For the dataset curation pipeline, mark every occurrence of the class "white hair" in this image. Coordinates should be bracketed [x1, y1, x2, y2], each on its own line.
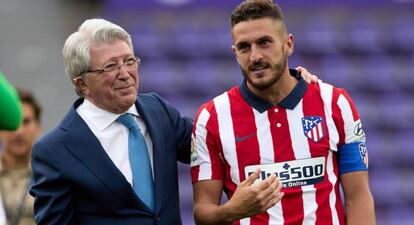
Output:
[62, 18, 133, 96]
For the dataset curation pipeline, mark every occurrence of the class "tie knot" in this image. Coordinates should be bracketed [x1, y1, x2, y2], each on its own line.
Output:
[116, 113, 140, 132]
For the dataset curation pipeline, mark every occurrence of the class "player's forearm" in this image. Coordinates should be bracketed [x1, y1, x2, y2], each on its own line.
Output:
[346, 194, 376, 225]
[194, 202, 241, 225]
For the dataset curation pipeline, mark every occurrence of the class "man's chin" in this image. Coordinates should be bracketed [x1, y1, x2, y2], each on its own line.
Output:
[116, 86, 136, 96]
[121, 97, 136, 107]
[253, 78, 279, 90]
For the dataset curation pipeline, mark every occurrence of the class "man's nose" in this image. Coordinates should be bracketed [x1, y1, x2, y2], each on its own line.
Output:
[117, 64, 130, 79]
[250, 45, 263, 62]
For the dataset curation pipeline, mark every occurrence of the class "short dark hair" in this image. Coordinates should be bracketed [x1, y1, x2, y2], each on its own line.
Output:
[231, 0, 284, 27]
[17, 89, 42, 122]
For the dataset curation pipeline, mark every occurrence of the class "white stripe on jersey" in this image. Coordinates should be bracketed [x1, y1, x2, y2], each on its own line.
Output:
[319, 81, 340, 225]
[302, 185, 317, 225]
[287, 100, 317, 225]
[214, 93, 241, 185]
[253, 109, 284, 225]
[195, 108, 213, 180]
[240, 217, 251, 225]
[319, 81, 339, 151]
[327, 150, 339, 225]
[287, 100, 311, 159]
[317, 123, 323, 139]
[253, 109, 275, 164]
[337, 95, 355, 143]
[312, 127, 318, 142]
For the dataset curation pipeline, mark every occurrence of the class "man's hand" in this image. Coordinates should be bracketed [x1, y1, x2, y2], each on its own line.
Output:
[224, 169, 284, 220]
[296, 66, 319, 83]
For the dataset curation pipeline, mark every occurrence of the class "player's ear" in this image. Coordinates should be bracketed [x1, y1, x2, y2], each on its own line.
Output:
[286, 34, 294, 56]
[232, 45, 241, 64]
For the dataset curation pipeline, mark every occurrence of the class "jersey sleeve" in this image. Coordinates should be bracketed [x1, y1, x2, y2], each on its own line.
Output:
[332, 88, 369, 175]
[191, 103, 225, 183]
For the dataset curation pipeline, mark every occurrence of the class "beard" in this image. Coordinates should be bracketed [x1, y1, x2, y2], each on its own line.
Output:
[241, 52, 288, 91]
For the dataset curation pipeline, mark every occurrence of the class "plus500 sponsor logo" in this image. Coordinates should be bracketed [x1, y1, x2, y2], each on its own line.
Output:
[245, 157, 326, 187]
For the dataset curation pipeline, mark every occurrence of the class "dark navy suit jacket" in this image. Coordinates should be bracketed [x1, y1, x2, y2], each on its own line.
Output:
[30, 93, 193, 225]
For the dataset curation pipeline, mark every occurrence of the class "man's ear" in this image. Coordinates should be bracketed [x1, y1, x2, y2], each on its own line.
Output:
[73, 76, 87, 96]
[286, 34, 294, 56]
[232, 45, 240, 64]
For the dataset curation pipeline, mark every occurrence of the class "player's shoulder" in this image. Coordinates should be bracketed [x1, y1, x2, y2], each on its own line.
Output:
[308, 80, 349, 96]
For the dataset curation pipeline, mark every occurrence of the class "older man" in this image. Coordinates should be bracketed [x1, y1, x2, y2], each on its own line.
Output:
[30, 19, 193, 225]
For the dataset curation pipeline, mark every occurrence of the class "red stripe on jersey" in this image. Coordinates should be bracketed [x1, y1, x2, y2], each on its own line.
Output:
[270, 107, 304, 225]
[205, 103, 226, 180]
[224, 161, 237, 199]
[252, 213, 270, 225]
[303, 83, 334, 225]
[228, 89, 261, 182]
[191, 164, 200, 182]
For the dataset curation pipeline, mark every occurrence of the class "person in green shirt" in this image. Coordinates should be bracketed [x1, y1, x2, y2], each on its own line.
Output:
[0, 70, 23, 131]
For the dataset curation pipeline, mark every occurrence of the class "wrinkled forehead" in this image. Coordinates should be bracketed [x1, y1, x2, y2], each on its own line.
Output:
[89, 40, 134, 63]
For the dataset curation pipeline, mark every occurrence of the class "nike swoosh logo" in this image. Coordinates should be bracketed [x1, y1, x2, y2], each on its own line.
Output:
[235, 133, 256, 142]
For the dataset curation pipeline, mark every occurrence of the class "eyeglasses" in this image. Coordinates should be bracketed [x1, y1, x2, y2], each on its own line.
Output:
[81, 56, 141, 76]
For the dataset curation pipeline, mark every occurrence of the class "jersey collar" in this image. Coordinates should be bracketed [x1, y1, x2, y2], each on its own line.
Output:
[239, 69, 308, 113]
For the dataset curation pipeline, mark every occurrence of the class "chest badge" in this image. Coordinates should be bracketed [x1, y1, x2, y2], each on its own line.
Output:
[302, 116, 325, 143]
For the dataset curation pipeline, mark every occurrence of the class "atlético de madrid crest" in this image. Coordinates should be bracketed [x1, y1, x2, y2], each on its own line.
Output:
[302, 116, 326, 143]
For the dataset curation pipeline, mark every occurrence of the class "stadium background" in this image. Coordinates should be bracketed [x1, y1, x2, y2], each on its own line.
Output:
[1, 0, 413, 224]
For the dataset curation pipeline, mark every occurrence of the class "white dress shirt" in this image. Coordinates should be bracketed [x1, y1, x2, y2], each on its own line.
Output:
[77, 99, 154, 185]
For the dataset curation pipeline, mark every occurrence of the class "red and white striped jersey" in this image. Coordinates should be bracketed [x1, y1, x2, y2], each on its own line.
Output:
[191, 78, 367, 225]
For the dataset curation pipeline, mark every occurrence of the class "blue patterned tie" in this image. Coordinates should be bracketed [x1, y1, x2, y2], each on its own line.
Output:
[116, 113, 154, 211]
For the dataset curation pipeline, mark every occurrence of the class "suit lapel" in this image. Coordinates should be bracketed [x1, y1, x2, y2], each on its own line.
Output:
[136, 99, 166, 213]
[60, 99, 152, 212]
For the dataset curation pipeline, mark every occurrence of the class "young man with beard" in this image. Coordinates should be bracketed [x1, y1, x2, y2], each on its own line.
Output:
[190, 1, 376, 225]
[0, 89, 41, 225]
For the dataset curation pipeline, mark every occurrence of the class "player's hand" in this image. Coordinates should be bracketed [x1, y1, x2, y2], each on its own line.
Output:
[225, 169, 284, 220]
[296, 66, 319, 83]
